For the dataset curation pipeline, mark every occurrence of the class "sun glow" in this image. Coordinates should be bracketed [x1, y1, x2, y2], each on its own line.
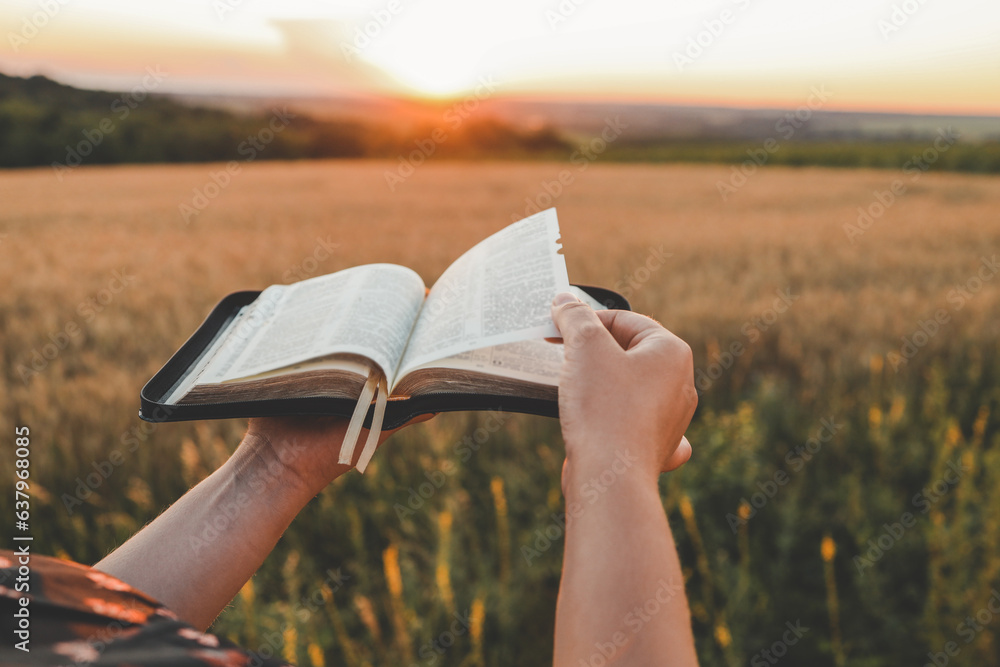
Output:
[0, 0, 997, 112]
[369, 53, 483, 99]
[354, 0, 534, 99]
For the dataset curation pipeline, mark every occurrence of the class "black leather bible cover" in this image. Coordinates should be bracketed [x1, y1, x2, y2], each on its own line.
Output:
[139, 285, 630, 429]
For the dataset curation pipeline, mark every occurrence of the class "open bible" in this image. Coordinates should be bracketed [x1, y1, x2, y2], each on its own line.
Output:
[139, 209, 629, 470]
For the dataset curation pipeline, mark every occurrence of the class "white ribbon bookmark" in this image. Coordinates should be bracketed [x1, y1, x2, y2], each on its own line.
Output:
[337, 369, 379, 465]
[337, 367, 389, 473]
[355, 373, 388, 474]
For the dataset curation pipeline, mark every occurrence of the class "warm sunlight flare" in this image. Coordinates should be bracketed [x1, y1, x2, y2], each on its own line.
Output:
[0, 0, 998, 111]
[356, 0, 508, 98]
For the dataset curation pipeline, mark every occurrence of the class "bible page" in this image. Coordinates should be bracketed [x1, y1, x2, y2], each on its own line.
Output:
[163, 285, 286, 403]
[396, 208, 570, 380]
[398, 286, 608, 387]
[196, 264, 425, 387]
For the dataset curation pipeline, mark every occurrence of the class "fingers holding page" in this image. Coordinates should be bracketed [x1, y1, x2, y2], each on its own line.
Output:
[550, 292, 698, 478]
[550, 294, 621, 358]
[550, 292, 683, 355]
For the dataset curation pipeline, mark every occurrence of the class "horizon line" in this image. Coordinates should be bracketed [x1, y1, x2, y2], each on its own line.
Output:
[5, 68, 1000, 120]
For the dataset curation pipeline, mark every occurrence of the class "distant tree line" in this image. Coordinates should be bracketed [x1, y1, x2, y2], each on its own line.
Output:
[0, 73, 570, 170]
[604, 138, 1000, 173]
[2, 73, 998, 173]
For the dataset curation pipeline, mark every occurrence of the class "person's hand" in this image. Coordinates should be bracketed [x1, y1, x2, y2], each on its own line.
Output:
[97, 412, 431, 631]
[549, 293, 700, 667]
[550, 292, 697, 485]
[236, 413, 434, 499]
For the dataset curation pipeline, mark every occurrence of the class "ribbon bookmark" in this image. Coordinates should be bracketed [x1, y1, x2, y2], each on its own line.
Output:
[337, 368, 380, 466]
[355, 372, 388, 474]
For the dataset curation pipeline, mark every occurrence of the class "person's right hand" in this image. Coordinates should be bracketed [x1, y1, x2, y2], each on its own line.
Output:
[550, 292, 697, 486]
[549, 293, 701, 667]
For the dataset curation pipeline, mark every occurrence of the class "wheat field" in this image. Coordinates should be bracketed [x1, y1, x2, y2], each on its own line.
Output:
[1, 159, 999, 666]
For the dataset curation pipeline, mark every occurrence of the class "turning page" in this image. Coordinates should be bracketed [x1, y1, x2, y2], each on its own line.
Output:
[399, 285, 609, 386]
[396, 208, 570, 379]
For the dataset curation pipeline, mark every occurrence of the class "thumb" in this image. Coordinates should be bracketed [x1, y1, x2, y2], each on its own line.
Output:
[551, 293, 616, 357]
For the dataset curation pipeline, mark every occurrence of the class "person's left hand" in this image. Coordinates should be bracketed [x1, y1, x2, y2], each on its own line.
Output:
[237, 413, 435, 498]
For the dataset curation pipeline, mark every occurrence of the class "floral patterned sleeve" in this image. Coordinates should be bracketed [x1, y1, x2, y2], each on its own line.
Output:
[0, 550, 294, 667]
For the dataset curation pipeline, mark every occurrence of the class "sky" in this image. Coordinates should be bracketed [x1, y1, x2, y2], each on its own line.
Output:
[0, 0, 998, 114]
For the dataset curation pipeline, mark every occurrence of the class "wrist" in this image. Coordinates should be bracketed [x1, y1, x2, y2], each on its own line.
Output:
[231, 431, 335, 509]
[563, 429, 662, 474]
[561, 443, 660, 500]
[244, 417, 355, 494]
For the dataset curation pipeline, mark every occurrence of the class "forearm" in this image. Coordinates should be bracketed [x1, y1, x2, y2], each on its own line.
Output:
[95, 436, 315, 630]
[553, 447, 698, 667]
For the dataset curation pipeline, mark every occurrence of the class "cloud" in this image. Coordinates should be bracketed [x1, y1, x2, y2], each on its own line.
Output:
[267, 18, 404, 97]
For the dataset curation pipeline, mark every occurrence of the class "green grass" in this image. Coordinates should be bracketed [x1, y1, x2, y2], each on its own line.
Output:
[2, 159, 999, 666]
[603, 140, 1000, 173]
